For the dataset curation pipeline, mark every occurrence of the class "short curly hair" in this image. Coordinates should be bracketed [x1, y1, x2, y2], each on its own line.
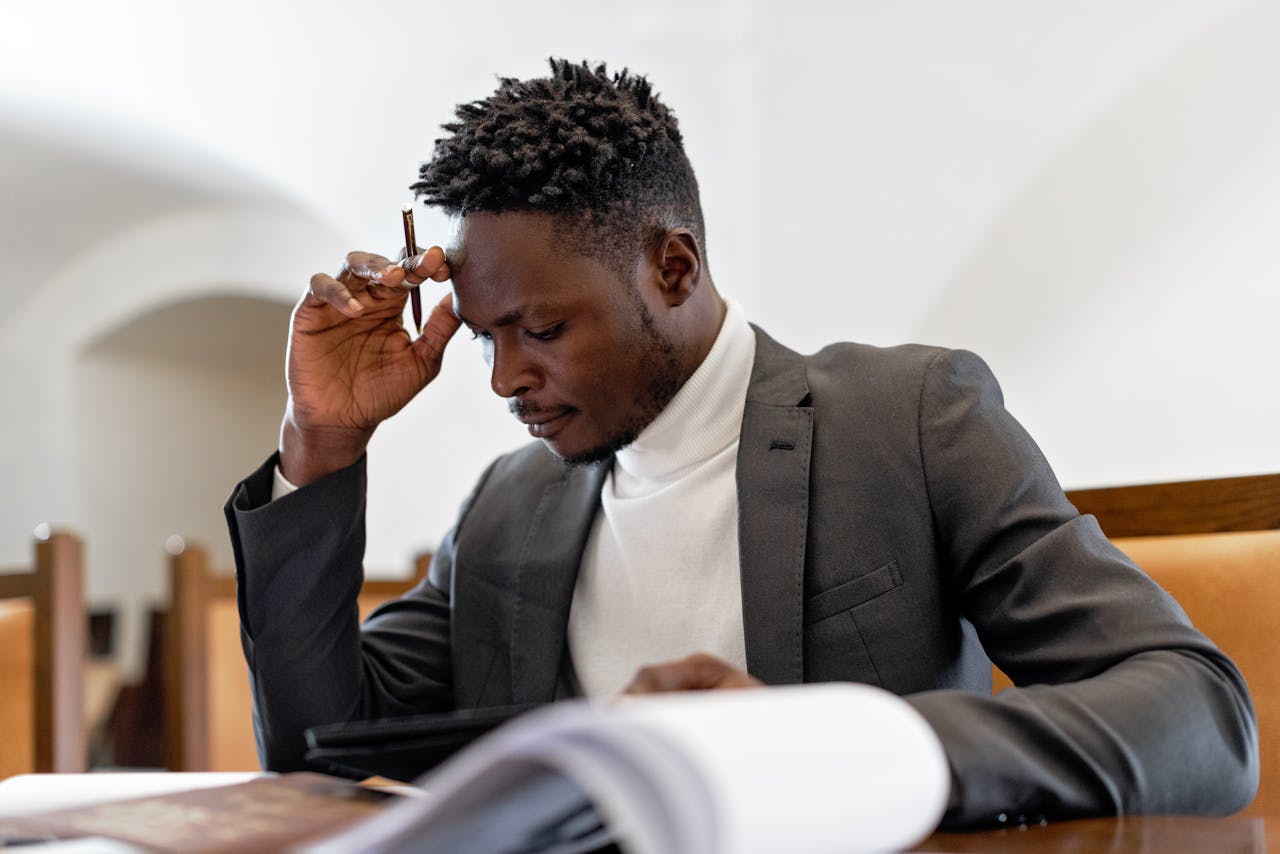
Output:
[411, 58, 707, 280]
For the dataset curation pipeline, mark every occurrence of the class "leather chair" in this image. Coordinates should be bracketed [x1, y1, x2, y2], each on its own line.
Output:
[992, 473, 1280, 817]
[0, 529, 87, 777]
[163, 540, 431, 771]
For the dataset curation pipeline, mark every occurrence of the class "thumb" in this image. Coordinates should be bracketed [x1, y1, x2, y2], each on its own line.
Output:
[412, 291, 462, 369]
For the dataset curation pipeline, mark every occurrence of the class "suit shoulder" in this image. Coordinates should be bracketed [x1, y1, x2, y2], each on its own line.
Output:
[796, 341, 1004, 429]
[805, 340, 948, 398]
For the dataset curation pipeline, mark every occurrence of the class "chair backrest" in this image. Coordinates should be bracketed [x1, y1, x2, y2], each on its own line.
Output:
[163, 541, 431, 771]
[0, 530, 87, 777]
[991, 474, 1280, 817]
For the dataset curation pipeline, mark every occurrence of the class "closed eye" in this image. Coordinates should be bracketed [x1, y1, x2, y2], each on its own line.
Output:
[526, 323, 564, 342]
[469, 329, 492, 341]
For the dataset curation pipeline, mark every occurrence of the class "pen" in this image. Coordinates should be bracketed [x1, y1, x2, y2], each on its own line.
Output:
[402, 203, 422, 334]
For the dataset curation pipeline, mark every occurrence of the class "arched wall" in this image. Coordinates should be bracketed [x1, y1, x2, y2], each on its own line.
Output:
[0, 176, 524, 676]
[0, 204, 345, 566]
[73, 295, 294, 676]
[0, 202, 351, 675]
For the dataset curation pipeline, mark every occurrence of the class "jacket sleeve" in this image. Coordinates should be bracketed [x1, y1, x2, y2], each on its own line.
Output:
[902, 349, 1258, 827]
[224, 452, 484, 773]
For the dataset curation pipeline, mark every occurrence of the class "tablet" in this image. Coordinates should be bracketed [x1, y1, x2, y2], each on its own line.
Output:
[304, 703, 542, 783]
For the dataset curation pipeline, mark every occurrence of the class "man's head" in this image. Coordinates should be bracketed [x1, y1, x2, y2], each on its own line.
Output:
[412, 58, 706, 282]
[414, 59, 724, 465]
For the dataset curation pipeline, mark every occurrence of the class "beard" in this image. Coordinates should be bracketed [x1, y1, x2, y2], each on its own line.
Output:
[558, 295, 682, 468]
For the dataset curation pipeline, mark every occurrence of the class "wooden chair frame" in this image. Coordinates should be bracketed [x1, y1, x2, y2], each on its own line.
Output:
[0, 531, 86, 773]
[164, 543, 431, 771]
[1067, 473, 1280, 538]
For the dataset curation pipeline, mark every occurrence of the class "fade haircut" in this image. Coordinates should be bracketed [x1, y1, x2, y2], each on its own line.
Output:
[411, 58, 707, 283]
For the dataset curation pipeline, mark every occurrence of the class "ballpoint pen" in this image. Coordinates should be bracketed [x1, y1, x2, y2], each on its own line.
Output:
[402, 203, 423, 334]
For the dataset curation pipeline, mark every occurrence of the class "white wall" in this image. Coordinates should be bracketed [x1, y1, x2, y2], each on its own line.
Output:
[1, 0, 1277, 671]
[74, 296, 291, 673]
[910, 0, 1280, 487]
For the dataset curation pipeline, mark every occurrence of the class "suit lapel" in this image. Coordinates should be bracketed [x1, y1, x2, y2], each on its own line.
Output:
[510, 461, 608, 703]
[737, 327, 813, 685]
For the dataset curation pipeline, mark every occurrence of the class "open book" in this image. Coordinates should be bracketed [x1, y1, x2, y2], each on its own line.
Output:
[307, 683, 950, 854]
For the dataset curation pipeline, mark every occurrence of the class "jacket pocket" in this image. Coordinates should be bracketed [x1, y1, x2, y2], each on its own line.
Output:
[805, 560, 903, 624]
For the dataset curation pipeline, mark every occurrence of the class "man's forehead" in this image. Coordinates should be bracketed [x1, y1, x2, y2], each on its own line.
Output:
[443, 215, 467, 271]
[444, 211, 558, 274]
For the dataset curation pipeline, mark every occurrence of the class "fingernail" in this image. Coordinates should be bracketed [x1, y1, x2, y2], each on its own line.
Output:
[347, 298, 363, 313]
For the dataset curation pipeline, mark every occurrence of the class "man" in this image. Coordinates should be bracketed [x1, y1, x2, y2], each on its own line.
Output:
[226, 59, 1257, 828]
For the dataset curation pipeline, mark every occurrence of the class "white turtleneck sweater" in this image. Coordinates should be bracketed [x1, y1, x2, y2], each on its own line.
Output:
[567, 298, 755, 698]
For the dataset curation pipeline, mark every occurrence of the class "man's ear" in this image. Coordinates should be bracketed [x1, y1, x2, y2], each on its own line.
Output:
[652, 228, 702, 306]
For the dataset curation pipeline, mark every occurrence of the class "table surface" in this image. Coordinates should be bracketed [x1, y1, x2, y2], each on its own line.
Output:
[914, 813, 1276, 852]
[1, 773, 1273, 852]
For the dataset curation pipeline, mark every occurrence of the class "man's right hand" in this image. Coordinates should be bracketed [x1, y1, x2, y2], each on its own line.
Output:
[279, 247, 460, 487]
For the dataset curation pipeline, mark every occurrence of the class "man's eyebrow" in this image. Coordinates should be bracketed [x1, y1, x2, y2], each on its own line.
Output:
[455, 308, 524, 329]
[455, 302, 565, 330]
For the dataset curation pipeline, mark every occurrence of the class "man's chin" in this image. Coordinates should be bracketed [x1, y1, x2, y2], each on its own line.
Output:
[546, 440, 616, 469]
[544, 428, 641, 469]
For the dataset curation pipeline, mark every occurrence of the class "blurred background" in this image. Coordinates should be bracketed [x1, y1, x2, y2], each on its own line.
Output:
[1, 0, 1277, 706]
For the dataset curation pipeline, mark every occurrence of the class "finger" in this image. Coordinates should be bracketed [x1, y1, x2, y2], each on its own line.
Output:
[618, 653, 763, 696]
[345, 257, 414, 308]
[683, 652, 763, 689]
[399, 246, 450, 286]
[618, 668, 660, 695]
[341, 251, 396, 283]
[413, 293, 463, 362]
[307, 272, 365, 317]
[620, 662, 692, 695]
[333, 251, 407, 306]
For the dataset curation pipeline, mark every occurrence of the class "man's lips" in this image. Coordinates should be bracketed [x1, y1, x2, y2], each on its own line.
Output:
[514, 407, 575, 438]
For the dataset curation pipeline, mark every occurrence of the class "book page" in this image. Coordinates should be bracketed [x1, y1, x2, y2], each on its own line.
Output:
[601, 683, 950, 854]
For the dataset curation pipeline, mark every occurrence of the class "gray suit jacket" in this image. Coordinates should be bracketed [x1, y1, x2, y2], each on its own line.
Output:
[226, 326, 1258, 828]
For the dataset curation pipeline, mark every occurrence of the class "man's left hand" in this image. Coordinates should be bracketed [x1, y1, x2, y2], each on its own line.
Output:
[618, 652, 764, 696]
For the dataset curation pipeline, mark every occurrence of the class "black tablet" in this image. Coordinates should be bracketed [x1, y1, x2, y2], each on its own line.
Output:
[304, 703, 542, 783]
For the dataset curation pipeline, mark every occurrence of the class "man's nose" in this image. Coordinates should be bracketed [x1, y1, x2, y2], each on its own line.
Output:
[489, 342, 539, 398]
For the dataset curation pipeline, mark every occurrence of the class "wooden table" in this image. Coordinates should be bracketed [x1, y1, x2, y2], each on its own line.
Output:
[914, 814, 1275, 852]
[2, 774, 1273, 851]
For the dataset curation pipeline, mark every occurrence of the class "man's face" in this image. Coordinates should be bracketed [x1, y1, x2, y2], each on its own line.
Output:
[448, 212, 682, 465]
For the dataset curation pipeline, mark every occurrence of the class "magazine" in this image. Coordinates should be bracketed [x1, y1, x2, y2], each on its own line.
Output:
[307, 683, 950, 854]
